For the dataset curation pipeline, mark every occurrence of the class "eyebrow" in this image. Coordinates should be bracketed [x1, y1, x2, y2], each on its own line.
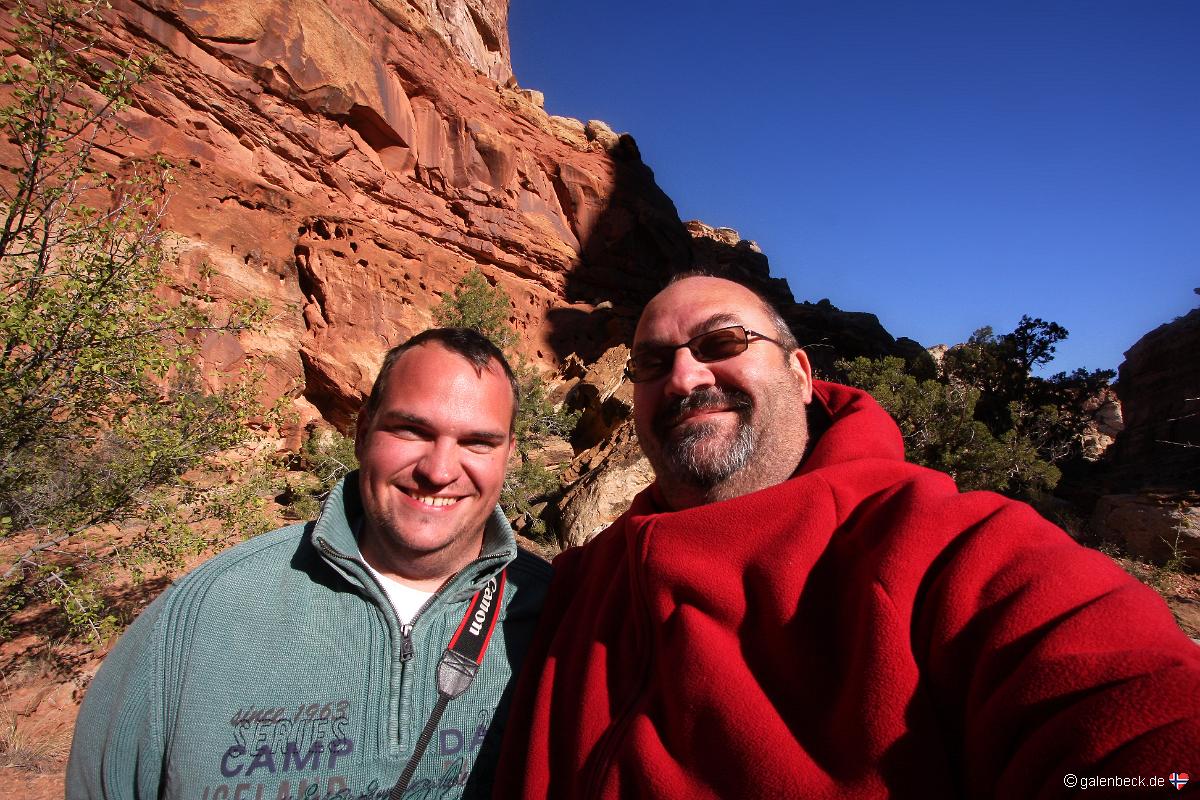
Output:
[690, 313, 742, 337]
[375, 410, 509, 444]
[634, 312, 745, 353]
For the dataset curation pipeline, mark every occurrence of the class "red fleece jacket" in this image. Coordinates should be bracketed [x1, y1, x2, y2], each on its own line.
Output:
[496, 382, 1200, 799]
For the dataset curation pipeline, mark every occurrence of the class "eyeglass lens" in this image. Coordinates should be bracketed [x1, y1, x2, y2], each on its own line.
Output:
[692, 327, 748, 361]
[629, 326, 749, 381]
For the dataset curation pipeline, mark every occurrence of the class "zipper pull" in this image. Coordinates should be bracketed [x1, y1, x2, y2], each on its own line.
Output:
[400, 623, 415, 662]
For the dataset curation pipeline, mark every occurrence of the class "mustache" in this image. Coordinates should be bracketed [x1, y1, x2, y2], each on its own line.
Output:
[654, 386, 753, 432]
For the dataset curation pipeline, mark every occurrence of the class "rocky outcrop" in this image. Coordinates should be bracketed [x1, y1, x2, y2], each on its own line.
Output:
[1092, 492, 1200, 567]
[559, 345, 633, 449]
[545, 344, 649, 547]
[1087, 304, 1198, 567]
[374, 0, 515, 83]
[1080, 387, 1123, 462]
[1108, 305, 1200, 490]
[783, 299, 929, 378]
[553, 421, 651, 549]
[685, 222, 928, 377]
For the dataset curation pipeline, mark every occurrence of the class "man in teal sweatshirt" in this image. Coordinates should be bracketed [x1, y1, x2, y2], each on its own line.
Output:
[67, 327, 551, 799]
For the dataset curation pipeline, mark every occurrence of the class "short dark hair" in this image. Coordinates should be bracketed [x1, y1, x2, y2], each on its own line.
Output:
[363, 328, 520, 431]
[664, 270, 800, 352]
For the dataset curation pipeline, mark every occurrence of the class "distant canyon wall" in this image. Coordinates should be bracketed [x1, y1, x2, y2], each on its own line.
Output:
[1109, 307, 1200, 491]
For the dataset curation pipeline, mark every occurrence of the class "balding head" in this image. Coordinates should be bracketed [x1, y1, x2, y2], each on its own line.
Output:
[658, 272, 800, 351]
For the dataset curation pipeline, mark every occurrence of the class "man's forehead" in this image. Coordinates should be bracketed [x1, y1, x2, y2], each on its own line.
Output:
[635, 279, 771, 345]
[376, 345, 514, 430]
[393, 341, 500, 377]
[384, 344, 508, 399]
[634, 311, 749, 349]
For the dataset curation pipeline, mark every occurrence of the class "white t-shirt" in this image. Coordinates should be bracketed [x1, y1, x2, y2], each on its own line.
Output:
[362, 559, 435, 624]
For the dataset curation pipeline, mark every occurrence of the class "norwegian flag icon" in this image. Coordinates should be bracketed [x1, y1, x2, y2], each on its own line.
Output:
[1169, 772, 1190, 790]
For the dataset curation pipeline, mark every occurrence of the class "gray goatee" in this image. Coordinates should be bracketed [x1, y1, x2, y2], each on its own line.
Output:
[655, 386, 756, 487]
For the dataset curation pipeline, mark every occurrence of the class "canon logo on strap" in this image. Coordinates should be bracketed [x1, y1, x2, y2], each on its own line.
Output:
[468, 579, 496, 637]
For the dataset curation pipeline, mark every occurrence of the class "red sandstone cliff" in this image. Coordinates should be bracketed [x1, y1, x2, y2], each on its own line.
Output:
[2, 0, 696, 434]
[2, 0, 927, 441]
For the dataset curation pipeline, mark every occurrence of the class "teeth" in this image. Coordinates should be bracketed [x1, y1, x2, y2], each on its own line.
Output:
[410, 493, 459, 507]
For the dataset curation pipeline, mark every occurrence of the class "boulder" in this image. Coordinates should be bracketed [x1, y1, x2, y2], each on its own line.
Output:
[563, 344, 634, 450]
[1091, 492, 1200, 567]
[554, 422, 653, 549]
[584, 119, 620, 151]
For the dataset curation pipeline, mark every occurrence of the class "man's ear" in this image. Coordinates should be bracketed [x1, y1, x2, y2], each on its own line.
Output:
[353, 404, 370, 461]
[789, 348, 814, 404]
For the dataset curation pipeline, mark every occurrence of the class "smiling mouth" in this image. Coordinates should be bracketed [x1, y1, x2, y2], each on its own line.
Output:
[402, 489, 462, 508]
[671, 406, 731, 427]
[655, 387, 754, 436]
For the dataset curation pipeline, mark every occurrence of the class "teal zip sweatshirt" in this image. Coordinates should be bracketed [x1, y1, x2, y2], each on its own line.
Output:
[66, 472, 551, 799]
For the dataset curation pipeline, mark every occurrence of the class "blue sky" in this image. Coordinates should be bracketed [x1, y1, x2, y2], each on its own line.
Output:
[509, 1, 1199, 375]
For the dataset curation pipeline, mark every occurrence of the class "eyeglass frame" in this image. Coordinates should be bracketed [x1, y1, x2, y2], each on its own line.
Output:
[623, 325, 789, 384]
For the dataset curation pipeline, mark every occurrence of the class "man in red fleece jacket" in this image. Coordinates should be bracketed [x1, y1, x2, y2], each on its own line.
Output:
[495, 275, 1200, 799]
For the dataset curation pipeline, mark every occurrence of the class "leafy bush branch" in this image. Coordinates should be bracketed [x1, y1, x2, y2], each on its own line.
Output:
[280, 430, 359, 522]
[0, 0, 269, 643]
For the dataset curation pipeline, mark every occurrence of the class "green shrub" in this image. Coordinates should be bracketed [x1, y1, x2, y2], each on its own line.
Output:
[281, 430, 359, 520]
[433, 269, 517, 351]
[839, 355, 1060, 495]
[837, 313, 1115, 500]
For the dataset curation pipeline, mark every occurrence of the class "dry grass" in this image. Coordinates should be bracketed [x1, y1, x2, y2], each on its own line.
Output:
[0, 713, 72, 773]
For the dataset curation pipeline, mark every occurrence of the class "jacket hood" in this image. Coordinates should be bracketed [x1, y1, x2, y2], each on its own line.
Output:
[804, 380, 906, 470]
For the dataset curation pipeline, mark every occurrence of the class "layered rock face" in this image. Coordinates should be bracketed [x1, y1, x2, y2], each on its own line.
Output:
[388, 0, 515, 83]
[1, 0, 695, 430]
[1088, 304, 1199, 563]
[1, 0, 943, 547]
[1, 0, 934, 438]
[1109, 306, 1200, 490]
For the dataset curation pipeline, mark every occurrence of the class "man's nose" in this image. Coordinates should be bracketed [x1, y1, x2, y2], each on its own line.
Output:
[662, 346, 716, 398]
[414, 438, 461, 486]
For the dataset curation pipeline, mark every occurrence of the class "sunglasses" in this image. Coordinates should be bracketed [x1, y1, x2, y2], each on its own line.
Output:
[624, 325, 786, 383]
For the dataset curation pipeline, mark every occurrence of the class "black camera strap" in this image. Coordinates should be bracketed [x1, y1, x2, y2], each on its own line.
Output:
[389, 571, 506, 799]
